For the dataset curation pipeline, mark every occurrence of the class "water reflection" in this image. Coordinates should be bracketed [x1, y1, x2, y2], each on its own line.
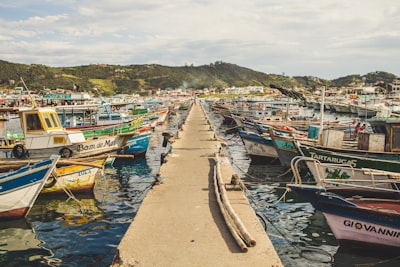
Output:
[0, 110, 189, 266]
[19, 158, 156, 266]
[204, 104, 400, 267]
[0, 219, 54, 266]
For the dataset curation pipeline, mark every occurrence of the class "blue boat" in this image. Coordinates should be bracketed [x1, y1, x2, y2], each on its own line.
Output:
[0, 155, 59, 220]
[122, 131, 152, 156]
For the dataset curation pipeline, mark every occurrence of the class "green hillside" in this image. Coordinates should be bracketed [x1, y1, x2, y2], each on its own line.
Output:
[0, 60, 397, 96]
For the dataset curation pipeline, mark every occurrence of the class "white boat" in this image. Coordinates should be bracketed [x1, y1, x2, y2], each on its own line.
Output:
[238, 130, 278, 162]
[291, 156, 400, 194]
[0, 106, 136, 160]
[288, 183, 400, 251]
[0, 155, 59, 220]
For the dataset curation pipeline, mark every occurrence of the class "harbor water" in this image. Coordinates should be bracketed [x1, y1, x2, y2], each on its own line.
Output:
[1, 106, 400, 266]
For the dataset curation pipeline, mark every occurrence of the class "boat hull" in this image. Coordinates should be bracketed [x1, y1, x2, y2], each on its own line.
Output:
[0, 156, 59, 220]
[239, 130, 278, 162]
[289, 184, 400, 250]
[0, 135, 127, 160]
[41, 158, 106, 194]
[324, 212, 400, 249]
[298, 143, 400, 173]
[270, 135, 300, 167]
[122, 131, 152, 156]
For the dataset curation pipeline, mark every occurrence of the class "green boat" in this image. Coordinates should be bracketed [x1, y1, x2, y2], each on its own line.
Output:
[297, 143, 400, 173]
[132, 107, 149, 115]
[68, 115, 145, 139]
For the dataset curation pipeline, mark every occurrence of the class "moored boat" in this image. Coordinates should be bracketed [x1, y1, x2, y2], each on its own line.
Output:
[287, 183, 400, 252]
[0, 155, 59, 220]
[0, 106, 137, 160]
[41, 155, 109, 194]
[268, 126, 309, 167]
[296, 142, 400, 173]
[291, 156, 400, 197]
[121, 130, 152, 157]
[238, 130, 278, 163]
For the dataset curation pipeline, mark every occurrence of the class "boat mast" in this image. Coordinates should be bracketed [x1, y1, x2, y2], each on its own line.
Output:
[318, 82, 326, 145]
[20, 77, 38, 109]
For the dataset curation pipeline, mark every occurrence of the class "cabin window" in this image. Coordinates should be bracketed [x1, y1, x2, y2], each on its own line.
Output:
[53, 136, 66, 144]
[27, 113, 43, 131]
[50, 113, 61, 127]
[42, 113, 52, 128]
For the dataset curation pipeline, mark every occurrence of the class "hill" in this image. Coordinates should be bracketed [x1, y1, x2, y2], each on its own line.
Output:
[0, 60, 397, 96]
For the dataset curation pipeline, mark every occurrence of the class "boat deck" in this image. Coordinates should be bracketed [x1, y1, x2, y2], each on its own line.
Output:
[112, 101, 282, 266]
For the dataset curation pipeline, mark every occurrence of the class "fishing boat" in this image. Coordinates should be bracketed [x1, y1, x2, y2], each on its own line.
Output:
[122, 130, 152, 156]
[367, 116, 400, 152]
[66, 116, 151, 157]
[66, 115, 145, 139]
[268, 126, 309, 167]
[294, 94, 400, 173]
[287, 183, 400, 251]
[0, 155, 59, 220]
[290, 156, 400, 198]
[296, 142, 400, 173]
[238, 130, 278, 163]
[0, 106, 137, 160]
[41, 155, 109, 194]
[156, 108, 169, 125]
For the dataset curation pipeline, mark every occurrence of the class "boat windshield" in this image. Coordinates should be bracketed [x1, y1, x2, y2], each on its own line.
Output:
[27, 113, 43, 131]
[25, 110, 63, 132]
[41, 112, 63, 129]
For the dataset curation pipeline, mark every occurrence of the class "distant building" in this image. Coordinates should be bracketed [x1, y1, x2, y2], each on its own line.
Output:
[389, 79, 400, 94]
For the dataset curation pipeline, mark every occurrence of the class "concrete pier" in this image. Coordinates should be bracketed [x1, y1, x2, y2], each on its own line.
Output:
[112, 102, 282, 267]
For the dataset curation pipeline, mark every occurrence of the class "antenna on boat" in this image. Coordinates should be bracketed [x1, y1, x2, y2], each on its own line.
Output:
[20, 77, 38, 109]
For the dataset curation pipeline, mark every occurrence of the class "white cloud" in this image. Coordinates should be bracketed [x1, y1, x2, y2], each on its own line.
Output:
[0, 0, 399, 79]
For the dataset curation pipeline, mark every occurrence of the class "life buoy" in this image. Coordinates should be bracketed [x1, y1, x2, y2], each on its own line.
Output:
[12, 144, 26, 159]
[44, 173, 57, 188]
[59, 147, 73, 158]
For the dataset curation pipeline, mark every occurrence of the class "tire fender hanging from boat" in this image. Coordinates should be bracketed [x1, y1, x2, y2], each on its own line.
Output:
[12, 144, 27, 159]
[43, 173, 57, 188]
[59, 147, 73, 158]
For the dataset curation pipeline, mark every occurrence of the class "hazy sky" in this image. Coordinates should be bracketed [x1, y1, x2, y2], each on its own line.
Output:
[1, 0, 399, 79]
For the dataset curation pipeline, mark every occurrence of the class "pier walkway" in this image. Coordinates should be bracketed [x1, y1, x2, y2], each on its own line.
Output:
[112, 102, 282, 267]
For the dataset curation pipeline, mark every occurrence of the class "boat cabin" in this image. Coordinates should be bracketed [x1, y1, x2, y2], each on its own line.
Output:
[368, 118, 400, 152]
[18, 107, 85, 149]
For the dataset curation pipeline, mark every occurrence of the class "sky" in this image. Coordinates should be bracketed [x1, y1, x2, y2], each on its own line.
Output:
[0, 0, 400, 80]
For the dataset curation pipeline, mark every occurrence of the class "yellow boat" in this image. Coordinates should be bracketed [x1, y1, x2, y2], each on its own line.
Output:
[41, 156, 109, 194]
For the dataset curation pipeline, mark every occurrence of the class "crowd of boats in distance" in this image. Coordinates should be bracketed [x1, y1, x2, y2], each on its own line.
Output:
[204, 86, 400, 254]
[0, 82, 193, 221]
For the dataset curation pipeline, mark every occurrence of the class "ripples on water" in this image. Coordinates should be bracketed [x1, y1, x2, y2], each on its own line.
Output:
[1, 106, 400, 266]
[208, 105, 400, 267]
[0, 159, 156, 267]
[0, 111, 186, 266]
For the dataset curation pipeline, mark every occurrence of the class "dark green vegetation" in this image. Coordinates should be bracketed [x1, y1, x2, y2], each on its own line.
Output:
[0, 60, 397, 96]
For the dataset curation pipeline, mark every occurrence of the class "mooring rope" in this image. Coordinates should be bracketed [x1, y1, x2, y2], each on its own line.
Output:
[245, 189, 334, 264]
[205, 104, 333, 264]
[228, 158, 334, 264]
